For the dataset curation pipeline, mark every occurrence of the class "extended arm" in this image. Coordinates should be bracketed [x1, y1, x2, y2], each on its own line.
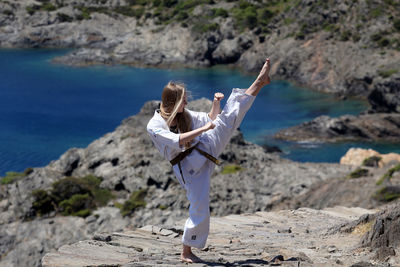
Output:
[179, 122, 215, 146]
[208, 92, 224, 121]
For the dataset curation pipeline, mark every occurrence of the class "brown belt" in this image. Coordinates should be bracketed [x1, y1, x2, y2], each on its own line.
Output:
[170, 143, 221, 184]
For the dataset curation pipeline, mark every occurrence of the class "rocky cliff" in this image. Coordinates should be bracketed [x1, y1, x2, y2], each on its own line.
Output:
[1, 0, 399, 99]
[0, 99, 356, 267]
[1, 100, 399, 266]
[2, 0, 399, 143]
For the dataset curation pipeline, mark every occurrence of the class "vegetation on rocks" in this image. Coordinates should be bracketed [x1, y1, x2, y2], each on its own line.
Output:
[221, 164, 242, 175]
[372, 185, 400, 202]
[362, 156, 382, 167]
[120, 189, 147, 216]
[0, 168, 33, 185]
[348, 168, 369, 179]
[31, 175, 114, 217]
[378, 68, 398, 78]
[376, 163, 400, 186]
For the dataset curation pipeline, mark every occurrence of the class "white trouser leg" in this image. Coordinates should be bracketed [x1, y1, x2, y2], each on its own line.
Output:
[181, 89, 255, 249]
[181, 165, 211, 249]
[204, 88, 256, 157]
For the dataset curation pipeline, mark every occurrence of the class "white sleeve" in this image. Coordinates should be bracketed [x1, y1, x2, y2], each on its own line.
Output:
[147, 126, 181, 150]
[188, 110, 211, 129]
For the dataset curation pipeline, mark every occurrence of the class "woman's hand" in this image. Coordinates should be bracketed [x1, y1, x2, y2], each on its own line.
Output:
[214, 92, 224, 102]
[203, 121, 215, 131]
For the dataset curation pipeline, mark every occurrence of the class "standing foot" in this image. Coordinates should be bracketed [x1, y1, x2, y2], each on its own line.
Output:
[180, 251, 203, 263]
[181, 245, 203, 263]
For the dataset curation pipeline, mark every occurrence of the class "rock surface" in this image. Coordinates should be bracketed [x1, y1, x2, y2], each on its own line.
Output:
[0, 0, 399, 102]
[275, 113, 400, 142]
[0, 99, 353, 266]
[340, 148, 400, 167]
[42, 206, 389, 267]
[2, 0, 400, 144]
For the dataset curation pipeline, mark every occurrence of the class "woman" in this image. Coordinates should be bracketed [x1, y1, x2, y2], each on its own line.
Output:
[147, 58, 271, 263]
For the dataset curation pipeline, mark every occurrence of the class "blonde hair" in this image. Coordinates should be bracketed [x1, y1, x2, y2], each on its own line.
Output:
[160, 81, 192, 146]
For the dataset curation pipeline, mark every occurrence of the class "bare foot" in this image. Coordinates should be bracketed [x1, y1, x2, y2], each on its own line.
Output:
[256, 58, 271, 87]
[180, 251, 203, 263]
[181, 245, 203, 263]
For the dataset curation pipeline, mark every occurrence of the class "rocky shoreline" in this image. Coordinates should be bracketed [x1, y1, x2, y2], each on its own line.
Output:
[1, 98, 400, 266]
[0, 0, 399, 97]
[1, 1, 400, 266]
[0, 99, 356, 266]
[1, 0, 399, 143]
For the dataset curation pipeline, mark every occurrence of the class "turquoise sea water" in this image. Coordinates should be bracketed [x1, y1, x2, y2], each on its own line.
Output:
[1, 49, 400, 176]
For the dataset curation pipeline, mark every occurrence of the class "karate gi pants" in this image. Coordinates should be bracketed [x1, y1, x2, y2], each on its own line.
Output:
[180, 88, 256, 248]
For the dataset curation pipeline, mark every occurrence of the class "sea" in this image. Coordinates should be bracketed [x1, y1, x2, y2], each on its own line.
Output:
[1, 48, 400, 177]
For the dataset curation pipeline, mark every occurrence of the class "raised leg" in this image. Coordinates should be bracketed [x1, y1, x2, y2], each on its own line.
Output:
[245, 58, 270, 96]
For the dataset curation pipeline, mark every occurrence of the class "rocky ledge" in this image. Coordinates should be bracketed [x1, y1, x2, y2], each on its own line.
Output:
[41, 205, 400, 267]
[0, 99, 355, 267]
[1, 0, 399, 101]
[274, 113, 400, 143]
[275, 78, 400, 143]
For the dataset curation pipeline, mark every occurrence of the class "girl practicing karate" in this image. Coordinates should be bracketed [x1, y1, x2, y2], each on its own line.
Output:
[147, 58, 271, 263]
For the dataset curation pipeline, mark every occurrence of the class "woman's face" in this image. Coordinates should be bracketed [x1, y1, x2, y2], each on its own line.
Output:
[177, 92, 187, 113]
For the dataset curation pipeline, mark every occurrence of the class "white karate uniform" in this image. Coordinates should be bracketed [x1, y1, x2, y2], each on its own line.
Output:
[147, 88, 255, 248]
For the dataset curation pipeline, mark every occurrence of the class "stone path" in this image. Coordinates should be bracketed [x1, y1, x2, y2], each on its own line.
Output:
[42, 206, 384, 267]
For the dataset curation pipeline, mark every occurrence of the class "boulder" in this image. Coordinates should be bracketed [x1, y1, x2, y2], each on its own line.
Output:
[340, 148, 400, 167]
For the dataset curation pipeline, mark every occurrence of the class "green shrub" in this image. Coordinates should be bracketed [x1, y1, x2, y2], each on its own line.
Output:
[394, 19, 400, 31]
[51, 177, 91, 204]
[76, 6, 91, 20]
[373, 186, 400, 202]
[283, 17, 294, 25]
[24, 168, 34, 175]
[3, 10, 13, 16]
[120, 189, 147, 216]
[340, 30, 352, 41]
[163, 0, 178, 8]
[376, 163, 400, 185]
[176, 11, 188, 21]
[42, 2, 57, 11]
[59, 193, 93, 216]
[347, 168, 369, 179]
[323, 23, 340, 32]
[212, 8, 228, 18]
[370, 7, 383, 18]
[352, 33, 361, 42]
[378, 69, 398, 78]
[362, 156, 382, 167]
[113, 201, 123, 209]
[126, 0, 147, 5]
[31, 175, 114, 217]
[242, 6, 257, 29]
[371, 32, 383, 42]
[158, 204, 168, 210]
[32, 189, 55, 216]
[153, 0, 161, 7]
[257, 7, 274, 26]
[92, 188, 114, 206]
[377, 38, 390, 47]
[193, 22, 219, 33]
[26, 5, 41, 15]
[221, 164, 242, 175]
[175, 0, 200, 10]
[238, 0, 252, 9]
[1, 170, 30, 185]
[57, 12, 73, 22]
